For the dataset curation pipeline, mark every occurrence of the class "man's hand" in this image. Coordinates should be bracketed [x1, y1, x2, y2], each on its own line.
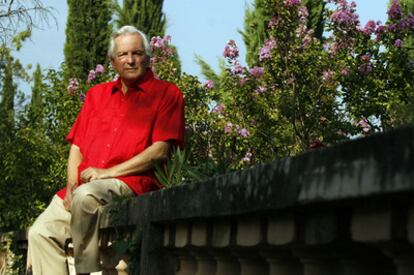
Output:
[63, 185, 75, 211]
[80, 167, 113, 183]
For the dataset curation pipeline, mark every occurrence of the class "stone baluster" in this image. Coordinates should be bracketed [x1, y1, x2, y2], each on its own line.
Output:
[382, 249, 414, 275]
[292, 246, 338, 275]
[163, 224, 171, 248]
[237, 255, 268, 275]
[174, 222, 197, 275]
[175, 222, 190, 249]
[265, 213, 301, 275]
[409, 202, 414, 246]
[100, 228, 119, 275]
[351, 203, 402, 274]
[390, 203, 414, 275]
[176, 254, 197, 275]
[210, 220, 240, 275]
[235, 217, 268, 275]
[190, 221, 217, 275]
[194, 255, 216, 275]
[261, 250, 301, 275]
[214, 254, 240, 275]
[291, 209, 340, 275]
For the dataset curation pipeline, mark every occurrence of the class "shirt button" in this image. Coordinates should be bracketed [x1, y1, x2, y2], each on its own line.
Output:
[101, 160, 105, 164]
[113, 128, 118, 132]
[106, 144, 111, 148]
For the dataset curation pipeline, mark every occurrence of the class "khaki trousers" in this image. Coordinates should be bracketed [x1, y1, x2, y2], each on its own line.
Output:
[27, 179, 134, 275]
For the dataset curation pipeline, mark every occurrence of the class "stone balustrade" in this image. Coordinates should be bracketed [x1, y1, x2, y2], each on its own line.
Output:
[2, 126, 414, 275]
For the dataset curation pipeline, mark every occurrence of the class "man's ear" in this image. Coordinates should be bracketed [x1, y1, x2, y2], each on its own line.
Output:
[145, 55, 151, 68]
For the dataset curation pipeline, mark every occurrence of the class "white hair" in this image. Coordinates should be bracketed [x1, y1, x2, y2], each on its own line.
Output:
[108, 25, 151, 59]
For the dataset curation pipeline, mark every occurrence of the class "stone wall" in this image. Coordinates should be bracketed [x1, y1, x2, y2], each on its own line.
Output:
[2, 126, 414, 274]
[99, 126, 414, 274]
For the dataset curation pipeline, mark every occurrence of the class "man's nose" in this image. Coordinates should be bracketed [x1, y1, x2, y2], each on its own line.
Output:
[126, 53, 135, 63]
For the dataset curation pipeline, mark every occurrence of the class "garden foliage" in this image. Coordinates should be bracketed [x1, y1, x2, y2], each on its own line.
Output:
[0, 0, 414, 232]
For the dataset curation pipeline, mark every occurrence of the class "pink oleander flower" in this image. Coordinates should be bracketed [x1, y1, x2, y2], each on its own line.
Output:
[242, 152, 253, 163]
[223, 39, 239, 59]
[87, 70, 96, 84]
[336, 129, 348, 137]
[255, 85, 267, 94]
[362, 20, 376, 35]
[394, 39, 403, 48]
[151, 36, 165, 48]
[358, 63, 372, 75]
[151, 35, 174, 58]
[268, 17, 279, 29]
[163, 34, 172, 42]
[239, 77, 247, 86]
[309, 138, 324, 149]
[249, 66, 264, 78]
[358, 116, 371, 133]
[79, 93, 86, 102]
[95, 64, 105, 74]
[151, 35, 170, 48]
[322, 70, 334, 82]
[204, 80, 215, 89]
[406, 14, 414, 28]
[231, 61, 244, 75]
[360, 53, 371, 62]
[330, 2, 359, 27]
[298, 6, 309, 19]
[238, 128, 250, 137]
[388, 0, 402, 20]
[67, 78, 79, 96]
[284, 0, 301, 6]
[286, 77, 295, 85]
[388, 23, 397, 32]
[259, 38, 277, 61]
[224, 122, 233, 133]
[302, 30, 314, 48]
[375, 25, 386, 41]
[211, 103, 225, 114]
[340, 67, 350, 76]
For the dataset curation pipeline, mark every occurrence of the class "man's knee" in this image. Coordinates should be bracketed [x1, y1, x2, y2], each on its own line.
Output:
[71, 185, 100, 214]
[28, 222, 45, 244]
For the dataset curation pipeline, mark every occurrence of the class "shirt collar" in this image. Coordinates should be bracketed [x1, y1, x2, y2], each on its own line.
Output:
[111, 69, 155, 94]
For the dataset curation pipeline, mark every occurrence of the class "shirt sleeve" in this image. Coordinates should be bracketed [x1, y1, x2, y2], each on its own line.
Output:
[66, 91, 93, 148]
[152, 84, 185, 148]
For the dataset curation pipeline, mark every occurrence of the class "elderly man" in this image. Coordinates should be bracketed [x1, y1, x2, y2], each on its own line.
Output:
[26, 25, 185, 274]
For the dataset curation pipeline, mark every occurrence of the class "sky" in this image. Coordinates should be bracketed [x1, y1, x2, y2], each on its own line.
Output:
[14, 0, 390, 91]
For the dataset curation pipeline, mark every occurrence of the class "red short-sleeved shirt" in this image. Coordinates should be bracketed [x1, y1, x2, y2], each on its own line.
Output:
[56, 70, 185, 199]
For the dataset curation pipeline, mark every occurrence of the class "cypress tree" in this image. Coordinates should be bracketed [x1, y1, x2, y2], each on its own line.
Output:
[240, 0, 270, 67]
[29, 64, 44, 124]
[399, 0, 414, 58]
[302, 0, 325, 41]
[241, 0, 325, 67]
[0, 54, 16, 124]
[115, 0, 166, 38]
[64, 0, 113, 79]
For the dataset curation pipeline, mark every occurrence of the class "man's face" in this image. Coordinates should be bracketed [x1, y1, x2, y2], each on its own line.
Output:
[111, 33, 150, 83]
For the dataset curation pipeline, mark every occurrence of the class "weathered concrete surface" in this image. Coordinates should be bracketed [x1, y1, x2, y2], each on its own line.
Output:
[101, 126, 414, 227]
[98, 126, 414, 275]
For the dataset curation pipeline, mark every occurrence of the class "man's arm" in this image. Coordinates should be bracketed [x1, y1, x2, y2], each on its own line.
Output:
[63, 144, 83, 210]
[80, 141, 171, 183]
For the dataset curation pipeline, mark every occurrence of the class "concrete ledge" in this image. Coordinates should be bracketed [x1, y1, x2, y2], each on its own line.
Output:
[101, 126, 414, 227]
